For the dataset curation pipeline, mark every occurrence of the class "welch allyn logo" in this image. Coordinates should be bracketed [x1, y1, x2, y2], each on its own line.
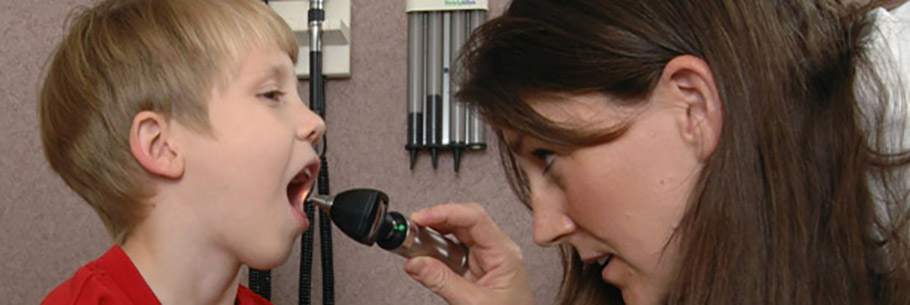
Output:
[445, 0, 478, 5]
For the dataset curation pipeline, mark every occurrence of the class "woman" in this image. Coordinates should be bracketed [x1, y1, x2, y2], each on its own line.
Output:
[404, 0, 910, 304]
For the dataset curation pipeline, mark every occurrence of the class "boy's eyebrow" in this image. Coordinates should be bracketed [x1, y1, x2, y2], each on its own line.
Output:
[252, 62, 294, 85]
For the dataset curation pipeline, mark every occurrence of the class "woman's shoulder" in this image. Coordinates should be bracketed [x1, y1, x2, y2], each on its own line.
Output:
[868, 1, 909, 55]
[863, 1, 909, 102]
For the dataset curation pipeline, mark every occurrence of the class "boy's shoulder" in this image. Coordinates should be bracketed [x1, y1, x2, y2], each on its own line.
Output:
[41, 246, 273, 305]
[236, 286, 273, 305]
[41, 246, 160, 305]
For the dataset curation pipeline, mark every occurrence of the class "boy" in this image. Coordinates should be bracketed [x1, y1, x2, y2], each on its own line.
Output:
[39, 0, 324, 304]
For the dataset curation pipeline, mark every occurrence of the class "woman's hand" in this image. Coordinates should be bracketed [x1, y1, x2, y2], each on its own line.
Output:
[405, 203, 533, 305]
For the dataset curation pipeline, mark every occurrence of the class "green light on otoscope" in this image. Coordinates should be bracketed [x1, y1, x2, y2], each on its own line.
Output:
[396, 224, 406, 231]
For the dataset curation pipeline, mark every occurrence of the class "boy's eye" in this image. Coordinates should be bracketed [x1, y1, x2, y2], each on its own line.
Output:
[531, 149, 556, 174]
[259, 90, 286, 103]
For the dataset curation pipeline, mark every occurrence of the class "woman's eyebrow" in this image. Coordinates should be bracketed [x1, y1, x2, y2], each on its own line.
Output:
[507, 135, 526, 154]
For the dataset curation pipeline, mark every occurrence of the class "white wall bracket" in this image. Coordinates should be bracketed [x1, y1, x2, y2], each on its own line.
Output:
[269, 0, 351, 79]
[406, 0, 489, 12]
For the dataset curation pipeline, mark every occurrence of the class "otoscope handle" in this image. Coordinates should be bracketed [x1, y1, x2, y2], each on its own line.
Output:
[308, 189, 470, 275]
[377, 212, 469, 275]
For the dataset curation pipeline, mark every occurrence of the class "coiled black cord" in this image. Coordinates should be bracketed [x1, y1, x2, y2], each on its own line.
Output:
[318, 155, 334, 305]
[300, 199, 316, 305]
[303, 1, 331, 303]
[248, 267, 271, 300]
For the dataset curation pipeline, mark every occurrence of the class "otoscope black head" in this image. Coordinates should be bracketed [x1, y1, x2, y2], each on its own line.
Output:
[376, 212, 408, 250]
[327, 189, 390, 245]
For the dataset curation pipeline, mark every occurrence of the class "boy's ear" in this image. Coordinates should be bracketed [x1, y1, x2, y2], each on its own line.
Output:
[129, 111, 184, 179]
[658, 55, 724, 162]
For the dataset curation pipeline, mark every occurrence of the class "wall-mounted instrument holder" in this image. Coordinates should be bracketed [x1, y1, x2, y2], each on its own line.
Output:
[406, 0, 489, 172]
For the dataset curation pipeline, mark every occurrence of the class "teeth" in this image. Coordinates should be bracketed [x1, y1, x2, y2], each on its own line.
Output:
[303, 167, 312, 179]
[597, 255, 612, 266]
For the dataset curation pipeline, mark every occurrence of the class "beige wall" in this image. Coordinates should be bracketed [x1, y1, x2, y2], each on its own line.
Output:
[0, 0, 562, 304]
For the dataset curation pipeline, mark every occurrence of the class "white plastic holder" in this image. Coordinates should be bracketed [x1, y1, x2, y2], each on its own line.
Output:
[269, 0, 351, 79]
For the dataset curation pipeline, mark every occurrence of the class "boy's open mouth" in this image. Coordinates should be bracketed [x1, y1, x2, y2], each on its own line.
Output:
[287, 164, 317, 212]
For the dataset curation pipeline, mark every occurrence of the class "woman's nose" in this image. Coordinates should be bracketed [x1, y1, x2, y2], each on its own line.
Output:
[531, 196, 576, 246]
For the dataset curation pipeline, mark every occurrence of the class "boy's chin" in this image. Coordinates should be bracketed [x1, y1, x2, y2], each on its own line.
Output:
[243, 242, 296, 270]
[240, 220, 308, 269]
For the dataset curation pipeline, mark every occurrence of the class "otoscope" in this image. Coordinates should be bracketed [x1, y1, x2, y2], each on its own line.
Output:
[307, 189, 469, 275]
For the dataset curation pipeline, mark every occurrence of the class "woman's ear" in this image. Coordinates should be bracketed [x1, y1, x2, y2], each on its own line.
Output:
[659, 55, 724, 162]
[129, 111, 184, 179]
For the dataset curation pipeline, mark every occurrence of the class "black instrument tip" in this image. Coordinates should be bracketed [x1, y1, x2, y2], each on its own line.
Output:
[453, 148, 463, 172]
[409, 149, 419, 170]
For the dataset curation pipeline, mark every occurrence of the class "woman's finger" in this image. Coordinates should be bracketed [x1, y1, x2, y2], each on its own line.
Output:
[410, 202, 510, 250]
[405, 257, 483, 305]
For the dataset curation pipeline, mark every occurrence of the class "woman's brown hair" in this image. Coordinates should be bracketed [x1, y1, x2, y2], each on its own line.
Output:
[457, 0, 910, 304]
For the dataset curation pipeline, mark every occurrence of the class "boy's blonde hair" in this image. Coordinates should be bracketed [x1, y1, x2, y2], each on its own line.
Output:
[39, 0, 298, 243]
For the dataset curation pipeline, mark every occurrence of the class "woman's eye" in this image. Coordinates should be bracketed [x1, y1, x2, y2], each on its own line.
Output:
[531, 149, 556, 173]
[259, 90, 285, 103]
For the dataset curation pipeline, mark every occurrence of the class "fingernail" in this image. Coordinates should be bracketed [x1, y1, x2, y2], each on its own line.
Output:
[405, 258, 426, 278]
[410, 210, 426, 223]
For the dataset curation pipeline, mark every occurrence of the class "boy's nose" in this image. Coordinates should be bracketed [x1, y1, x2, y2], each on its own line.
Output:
[297, 107, 326, 145]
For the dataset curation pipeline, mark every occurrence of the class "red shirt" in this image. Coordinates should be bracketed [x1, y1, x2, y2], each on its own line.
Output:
[41, 246, 272, 305]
